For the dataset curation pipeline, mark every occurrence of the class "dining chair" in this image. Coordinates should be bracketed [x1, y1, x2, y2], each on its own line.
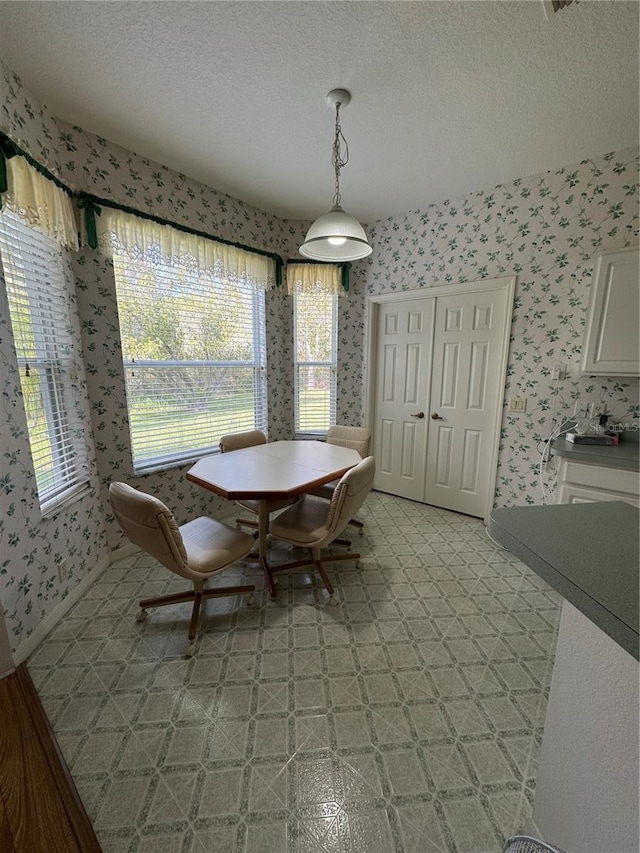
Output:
[109, 481, 256, 656]
[307, 425, 372, 535]
[268, 456, 375, 604]
[219, 429, 297, 531]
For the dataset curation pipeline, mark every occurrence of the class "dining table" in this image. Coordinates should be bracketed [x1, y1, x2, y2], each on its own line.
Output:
[186, 440, 362, 597]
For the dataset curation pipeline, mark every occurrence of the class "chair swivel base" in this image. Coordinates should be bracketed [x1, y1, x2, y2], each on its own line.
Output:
[137, 583, 255, 656]
[236, 517, 259, 531]
[269, 550, 360, 600]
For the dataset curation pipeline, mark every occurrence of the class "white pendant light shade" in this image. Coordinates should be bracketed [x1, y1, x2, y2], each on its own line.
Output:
[299, 204, 372, 262]
[299, 89, 372, 263]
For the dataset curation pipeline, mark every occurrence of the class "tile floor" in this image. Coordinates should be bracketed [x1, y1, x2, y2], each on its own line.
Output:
[29, 492, 561, 853]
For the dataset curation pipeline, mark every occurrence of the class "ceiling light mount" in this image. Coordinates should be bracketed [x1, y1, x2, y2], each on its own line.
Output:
[299, 88, 372, 263]
[325, 88, 351, 110]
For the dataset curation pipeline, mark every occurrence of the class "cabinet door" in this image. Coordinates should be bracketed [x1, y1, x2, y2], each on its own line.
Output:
[580, 247, 639, 376]
[556, 483, 640, 508]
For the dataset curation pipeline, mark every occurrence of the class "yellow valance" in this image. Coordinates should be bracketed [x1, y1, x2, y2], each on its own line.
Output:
[3, 156, 78, 251]
[95, 207, 276, 290]
[286, 262, 343, 295]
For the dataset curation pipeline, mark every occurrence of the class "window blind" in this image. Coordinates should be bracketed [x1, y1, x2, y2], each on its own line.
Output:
[294, 289, 338, 433]
[113, 252, 267, 472]
[0, 209, 89, 510]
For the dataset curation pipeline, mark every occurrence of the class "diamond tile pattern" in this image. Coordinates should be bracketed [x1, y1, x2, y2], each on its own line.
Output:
[30, 493, 561, 852]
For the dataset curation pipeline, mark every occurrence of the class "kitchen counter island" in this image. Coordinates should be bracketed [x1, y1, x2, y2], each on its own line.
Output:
[489, 501, 638, 658]
[489, 501, 639, 853]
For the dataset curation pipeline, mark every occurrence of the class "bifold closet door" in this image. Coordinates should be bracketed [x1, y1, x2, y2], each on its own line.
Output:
[371, 282, 512, 518]
[423, 288, 511, 517]
[372, 298, 434, 501]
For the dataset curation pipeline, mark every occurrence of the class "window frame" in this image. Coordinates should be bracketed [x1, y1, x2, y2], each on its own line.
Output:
[112, 251, 269, 474]
[0, 210, 90, 514]
[293, 289, 338, 437]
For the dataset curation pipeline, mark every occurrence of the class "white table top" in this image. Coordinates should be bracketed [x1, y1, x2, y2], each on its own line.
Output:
[186, 440, 361, 500]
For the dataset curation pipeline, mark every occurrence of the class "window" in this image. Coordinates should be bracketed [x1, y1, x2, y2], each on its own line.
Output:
[0, 209, 89, 511]
[294, 289, 338, 434]
[112, 251, 267, 472]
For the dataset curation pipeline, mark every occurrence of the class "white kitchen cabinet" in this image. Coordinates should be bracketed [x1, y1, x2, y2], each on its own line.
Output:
[580, 246, 639, 376]
[556, 458, 639, 507]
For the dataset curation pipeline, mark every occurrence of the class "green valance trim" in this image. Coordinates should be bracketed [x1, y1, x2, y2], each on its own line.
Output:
[0, 132, 284, 279]
[77, 197, 101, 250]
[0, 135, 19, 199]
[0, 132, 73, 202]
[342, 262, 352, 293]
[286, 258, 352, 293]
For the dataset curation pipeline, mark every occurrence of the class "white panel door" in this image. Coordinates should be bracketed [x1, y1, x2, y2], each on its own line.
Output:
[372, 298, 434, 500]
[424, 289, 511, 516]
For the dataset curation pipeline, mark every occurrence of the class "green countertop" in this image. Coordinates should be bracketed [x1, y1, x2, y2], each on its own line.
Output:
[551, 435, 640, 471]
[489, 501, 639, 659]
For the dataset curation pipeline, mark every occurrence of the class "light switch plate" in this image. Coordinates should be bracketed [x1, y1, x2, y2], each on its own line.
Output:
[509, 397, 527, 413]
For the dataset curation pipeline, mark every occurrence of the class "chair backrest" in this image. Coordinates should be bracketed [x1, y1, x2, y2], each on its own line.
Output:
[327, 425, 371, 459]
[109, 482, 191, 580]
[219, 429, 267, 453]
[324, 456, 375, 542]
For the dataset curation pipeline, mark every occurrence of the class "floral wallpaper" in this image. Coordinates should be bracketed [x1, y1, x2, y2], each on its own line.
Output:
[0, 55, 638, 659]
[356, 152, 639, 505]
[0, 214, 108, 650]
[61, 123, 302, 552]
[0, 59, 300, 654]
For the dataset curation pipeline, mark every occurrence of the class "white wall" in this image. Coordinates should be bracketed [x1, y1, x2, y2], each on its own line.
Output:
[533, 601, 639, 852]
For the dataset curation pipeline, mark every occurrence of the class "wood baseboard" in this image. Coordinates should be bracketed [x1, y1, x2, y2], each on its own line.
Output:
[0, 663, 101, 852]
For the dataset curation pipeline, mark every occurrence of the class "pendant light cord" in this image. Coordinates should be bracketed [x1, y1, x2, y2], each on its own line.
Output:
[331, 102, 349, 207]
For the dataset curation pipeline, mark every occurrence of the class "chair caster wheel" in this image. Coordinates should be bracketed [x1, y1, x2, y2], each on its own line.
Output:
[184, 642, 197, 657]
[328, 595, 339, 607]
[246, 593, 256, 606]
[136, 609, 148, 623]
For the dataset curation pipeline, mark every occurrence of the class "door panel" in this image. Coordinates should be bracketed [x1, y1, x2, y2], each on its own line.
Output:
[460, 429, 481, 492]
[379, 419, 394, 474]
[404, 343, 421, 404]
[467, 341, 488, 409]
[434, 426, 453, 486]
[424, 289, 510, 516]
[372, 299, 434, 500]
[382, 345, 397, 400]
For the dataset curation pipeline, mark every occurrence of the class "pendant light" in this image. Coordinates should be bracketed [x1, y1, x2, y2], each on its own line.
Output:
[299, 89, 372, 262]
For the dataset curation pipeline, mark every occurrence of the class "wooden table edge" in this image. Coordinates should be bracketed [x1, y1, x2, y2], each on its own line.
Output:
[186, 465, 354, 501]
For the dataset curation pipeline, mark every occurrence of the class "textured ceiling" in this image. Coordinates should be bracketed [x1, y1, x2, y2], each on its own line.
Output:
[0, 1, 638, 223]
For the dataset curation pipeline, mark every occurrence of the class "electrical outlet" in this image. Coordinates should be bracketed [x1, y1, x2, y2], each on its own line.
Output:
[590, 402, 606, 418]
[57, 560, 68, 583]
[508, 397, 527, 413]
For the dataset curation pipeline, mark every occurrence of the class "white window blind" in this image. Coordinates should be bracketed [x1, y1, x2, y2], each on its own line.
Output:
[294, 289, 338, 434]
[112, 251, 267, 472]
[0, 209, 89, 511]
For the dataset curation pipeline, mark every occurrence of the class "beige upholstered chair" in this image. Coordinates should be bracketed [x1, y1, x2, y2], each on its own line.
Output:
[269, 456, 375, 603]
[109, 482, 255, 656]
[308, 425, 372, 535]
[219, 429, 297, 530]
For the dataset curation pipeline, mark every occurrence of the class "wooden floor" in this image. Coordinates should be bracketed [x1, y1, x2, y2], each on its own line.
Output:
[0, 664, 101, 852]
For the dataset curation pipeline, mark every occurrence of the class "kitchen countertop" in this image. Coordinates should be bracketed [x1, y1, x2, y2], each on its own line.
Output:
[489, 501, 639, 659]
[551, 433, 639, 471]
